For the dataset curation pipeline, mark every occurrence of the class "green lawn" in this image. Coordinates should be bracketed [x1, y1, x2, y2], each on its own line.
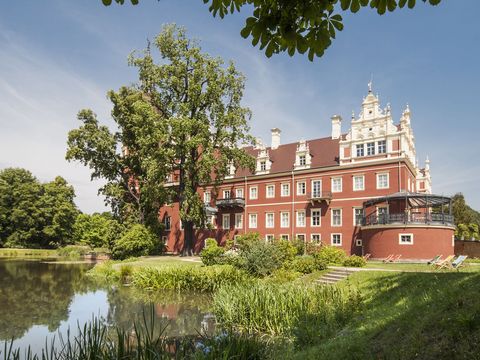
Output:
[363, 260, 479, 272]
[112, 255, 202, 269]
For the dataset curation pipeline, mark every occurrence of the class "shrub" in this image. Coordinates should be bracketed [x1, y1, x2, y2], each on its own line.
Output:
[200, 238, 225, 266]
[288, 256, 317, 274]
[235, 232, 262, 251]
[57, 245, 89, 258]
[268, 268, 302, 283]
[111, 224, 156, 260]
[291, 237, 306, 255]
[343, 255, 366, 267]
[238, 240, 282, 277]
[314, 246, 347, 265]
[119, 264, 134, 283]
[87, 260, 120, 282]
[132, 264, 251, 292]
[273, 240, 298, 264]
[305, 242, 322, 255]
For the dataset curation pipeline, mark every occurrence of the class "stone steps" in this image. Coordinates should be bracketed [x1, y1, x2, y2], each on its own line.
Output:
[315, 268, 355, 285]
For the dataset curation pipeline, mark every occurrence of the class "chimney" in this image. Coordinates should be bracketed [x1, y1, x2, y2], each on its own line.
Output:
[331, 115, 342, 139]
[271, 128, 281, 149]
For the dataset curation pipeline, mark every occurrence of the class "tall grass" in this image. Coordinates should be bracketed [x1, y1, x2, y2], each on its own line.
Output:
[132, 265, 252, 292]
[0, 248, 58, 258]
[213, 282, 362, 342]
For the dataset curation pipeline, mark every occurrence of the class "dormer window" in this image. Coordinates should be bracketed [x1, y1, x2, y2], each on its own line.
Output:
[299, 155, 306, 166]
[260, 161, 266, 172]
[367, 142, 375, 156]
[356, 144, 364, 157]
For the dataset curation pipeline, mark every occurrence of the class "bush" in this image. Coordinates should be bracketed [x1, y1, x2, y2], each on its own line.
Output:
[238, 240, 282, 277]
[111, 224, 156, 260]
[288, 256, 317, 274]
[305, 242, 322, 255]
[314, 246, 347, 265]
[57, 245, 90, 258]
[343, 255, 366, 267]
[132, 264, 251, 292]
[200, 238, 225, 266]
[119, 264, 134, 283]
[268, 268, 302, 283]
[235, 232, 262, 250]
[273, 240, 298, 264]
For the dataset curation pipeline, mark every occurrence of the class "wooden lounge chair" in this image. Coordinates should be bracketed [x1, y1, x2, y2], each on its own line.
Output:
[434, 255, 455, 270]
[391, 254, 402, 263]
[383, 254, 394, 263]
[452, 255, 468, 269]
[363, 253, 371, 260]
[427, 255, 442, 265]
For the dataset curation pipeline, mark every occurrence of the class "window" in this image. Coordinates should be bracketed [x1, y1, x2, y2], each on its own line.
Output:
[356, 144, 364, 157]
[311, 234, 321, 244]
[399, 233, 413, 245]
[235, 214, 243, 229]
[331, 177, 342, 193]
[367, 142, 375, 156]
[206, 215, 214, 228]
[356, 239, 363, 247]
[222, 214, 230, 229]
[249, 213, 257, 228]
[378, 140, 387, 154]
[332, 209, 342, 227]
[281, 212, 290, 228]
[312, 180, 322, 197]
[331, 234, 342, 246]
[311, 209, 321, 227]
[266, 234, 274, 243]
[296, 234, 306, 242]
[260, 161, 266, 171]
[161, 235, 167, 242]
[266, 184, 275, 198]
[280, 234, 289, 241]
[223, 190, 231, 199]
[165, 216, 171, 231]
[296, 210, 306, 227]
[297, 181, 306, 195]
[377, 173, 389, 189]
[299, 154, 306, 166]
[249, 186, 258, 200]
[236, 188, 244, 198]
[203, 191, 211, 203]
[353, 208, 363, 226]
[266, 213, 275, 228]
[281, 183, 290, 197]
[353, 175, 365, 191]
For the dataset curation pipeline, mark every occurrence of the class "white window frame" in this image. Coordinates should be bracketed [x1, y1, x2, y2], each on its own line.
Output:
[356, 144, 364, 157]
[311, 234, 321, 244]
[266, 212, 275, 228]
[331, 208, 342, 227]
[366, 142, 375, 156]
[223, 189, 231, 199]
[203, 191, 211, 203]
[376, 173, 389, 189]
[353, 175, 365, 191]
[236, 188, 244, 199]
[235, 213, 243, 229]
[296, 210, 306, 227]
[311, 208, 322, 227]
[356, 239, 363, 247]
[280, 234, 289, 241]
[299, 154, 306, 166]
[281, 183, 290, 197]
[297, 181, 306, 195]
[265, 234, 274, 243]
[296, 234, 306, 242]
[331, 233, 342, 246]
[260, 160, 266, 171]
[248, 213, 257, 229]
[399, 233, 414, 245]
[222, 214, 230, 229]
[311, 179, 322, 197]
[353, 207, 363, 226]
[378, 140, 387, 154]
[280, 211, 290, 228]
[331, 177, 342, 193]
[266, 184, 275, 198]
[249, 186, 258, 200]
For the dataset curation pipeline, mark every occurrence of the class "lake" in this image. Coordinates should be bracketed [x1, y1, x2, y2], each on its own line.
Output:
[0, 258, 214, 356]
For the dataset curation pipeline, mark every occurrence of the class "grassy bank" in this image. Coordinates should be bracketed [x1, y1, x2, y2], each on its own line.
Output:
[0, 248, 59, 258]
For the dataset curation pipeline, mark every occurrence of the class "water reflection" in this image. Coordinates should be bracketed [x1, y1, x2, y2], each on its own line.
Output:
[0, 259, 214, 354]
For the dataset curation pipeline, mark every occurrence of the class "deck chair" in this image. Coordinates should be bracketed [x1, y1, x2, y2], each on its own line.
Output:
[383, 254, 394, 263]
[427, 255, 442, 265]
[452, 255, 468, 269]
[363, 253, 371, 261]
[391, 254, 402, 263]
[434, 255, 455, 270]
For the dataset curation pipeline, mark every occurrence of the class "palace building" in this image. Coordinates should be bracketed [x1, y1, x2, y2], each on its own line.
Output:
[160, 86, 455, 260]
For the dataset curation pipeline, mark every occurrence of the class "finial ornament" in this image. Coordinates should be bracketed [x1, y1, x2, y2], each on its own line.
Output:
[368, 79, 373, 93]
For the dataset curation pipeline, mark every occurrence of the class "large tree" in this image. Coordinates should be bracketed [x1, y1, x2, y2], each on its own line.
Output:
[67, 25, 254, 254]
[101, 0, 442, 60]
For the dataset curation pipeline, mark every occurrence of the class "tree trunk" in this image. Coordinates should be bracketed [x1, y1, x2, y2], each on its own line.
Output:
[182, 220, 195, 256]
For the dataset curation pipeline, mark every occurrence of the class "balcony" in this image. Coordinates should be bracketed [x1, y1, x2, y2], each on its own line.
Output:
[215, 197, 245, 208]
[308, 191, 333, 205]
[362, 213, 454, 227]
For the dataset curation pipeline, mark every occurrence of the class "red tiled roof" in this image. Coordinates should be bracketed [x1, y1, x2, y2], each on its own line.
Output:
[235, 137, 340, 177]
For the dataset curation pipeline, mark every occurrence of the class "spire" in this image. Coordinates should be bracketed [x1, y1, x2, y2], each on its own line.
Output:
[425, 156, 430, 171]
[368, 74, 373, 93]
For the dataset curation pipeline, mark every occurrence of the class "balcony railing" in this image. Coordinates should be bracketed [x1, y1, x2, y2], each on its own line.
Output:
[363, 213, 454, 226]
[215, 197, 245, 208]
[308, 191, 333, 204]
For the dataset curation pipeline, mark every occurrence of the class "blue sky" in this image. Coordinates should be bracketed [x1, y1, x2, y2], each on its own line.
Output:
[0, 0, 479, 213]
